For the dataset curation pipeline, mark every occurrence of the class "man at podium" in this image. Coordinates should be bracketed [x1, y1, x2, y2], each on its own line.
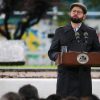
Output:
[48, 2, 100, 100]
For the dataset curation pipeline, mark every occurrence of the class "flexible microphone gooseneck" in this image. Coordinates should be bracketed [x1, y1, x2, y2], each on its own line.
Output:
[83, 32, 88, 43]
[75, 32, 80, 43]
[75, 31, 88, 52]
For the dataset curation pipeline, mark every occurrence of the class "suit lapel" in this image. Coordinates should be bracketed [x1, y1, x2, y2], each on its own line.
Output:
[78, 23, 88, 33]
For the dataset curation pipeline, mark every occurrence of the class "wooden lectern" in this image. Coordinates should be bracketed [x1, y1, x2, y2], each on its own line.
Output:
[56, 52, 100, 67]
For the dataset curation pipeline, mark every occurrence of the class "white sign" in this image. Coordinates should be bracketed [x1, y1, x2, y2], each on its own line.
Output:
[0, 40, 25, 63]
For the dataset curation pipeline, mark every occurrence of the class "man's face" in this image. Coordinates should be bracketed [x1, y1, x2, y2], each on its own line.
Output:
[70, 6, 86, 23]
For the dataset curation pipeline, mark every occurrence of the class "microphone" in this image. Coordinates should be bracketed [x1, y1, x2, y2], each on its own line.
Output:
[83, 32, 88, 43]
[75, 32, 80, 43]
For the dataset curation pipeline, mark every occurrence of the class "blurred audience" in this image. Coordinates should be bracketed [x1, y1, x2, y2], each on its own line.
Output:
[89, 94, 100, 100]
[0, 86, 100, 100]
[18, 84, 39, 100]
[0, 92, 21, 100]
[46, 94, 63, 100]
[39, 98, 46, 100]
[64, 96, 79, 100]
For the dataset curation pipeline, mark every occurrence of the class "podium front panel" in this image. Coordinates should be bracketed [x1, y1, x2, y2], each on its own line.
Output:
[56, 52, 100, 67]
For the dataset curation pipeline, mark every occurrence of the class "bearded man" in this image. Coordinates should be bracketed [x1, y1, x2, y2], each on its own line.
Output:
[48, 2, 100, 100]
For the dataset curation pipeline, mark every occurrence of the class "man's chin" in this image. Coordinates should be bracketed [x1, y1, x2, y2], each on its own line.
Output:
[71, 18, 82, 23]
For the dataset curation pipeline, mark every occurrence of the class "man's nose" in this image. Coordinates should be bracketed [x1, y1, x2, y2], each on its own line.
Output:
[74, 11, 78, 14]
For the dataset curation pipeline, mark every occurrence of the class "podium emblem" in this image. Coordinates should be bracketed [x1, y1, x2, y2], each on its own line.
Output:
[77, 53, 89, 64]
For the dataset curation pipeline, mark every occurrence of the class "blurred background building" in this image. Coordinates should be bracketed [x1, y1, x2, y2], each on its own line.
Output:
[0, 0, 100, 65]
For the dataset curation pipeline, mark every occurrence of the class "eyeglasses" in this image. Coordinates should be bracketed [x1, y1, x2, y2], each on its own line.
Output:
[71, 10, 83, 15]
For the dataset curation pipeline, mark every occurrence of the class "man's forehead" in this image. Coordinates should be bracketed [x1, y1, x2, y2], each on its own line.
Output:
[71, 6, 83, 11]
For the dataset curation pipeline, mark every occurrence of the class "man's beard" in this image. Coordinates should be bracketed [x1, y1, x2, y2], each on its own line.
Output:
[70, 17, 83, 23]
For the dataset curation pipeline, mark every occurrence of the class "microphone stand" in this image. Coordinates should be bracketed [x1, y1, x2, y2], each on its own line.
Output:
[75, 32, 84, 52]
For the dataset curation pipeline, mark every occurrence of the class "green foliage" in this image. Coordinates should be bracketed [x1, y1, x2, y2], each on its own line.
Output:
[0, 65, 57, 69]
[84, 0, 100, 11]
[57, 3, 70, 26]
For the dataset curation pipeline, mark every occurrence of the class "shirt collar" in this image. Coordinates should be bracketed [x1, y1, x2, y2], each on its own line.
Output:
[63, 22, 86, 33]
[73, 23, 82, 32]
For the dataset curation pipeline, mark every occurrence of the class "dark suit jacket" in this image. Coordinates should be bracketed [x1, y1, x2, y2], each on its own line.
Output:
[48, 23, 100, 97]
[48, 23, 100, 61]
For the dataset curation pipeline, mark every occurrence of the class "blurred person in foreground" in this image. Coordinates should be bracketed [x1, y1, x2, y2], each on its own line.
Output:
[64, 96, 79, 100]
[0, 92, 21, 100]
[18, 84, 39, 100]
[46, 94, 62, 100]
[89, 94, 100, 100]
[48, 2, 100, 100]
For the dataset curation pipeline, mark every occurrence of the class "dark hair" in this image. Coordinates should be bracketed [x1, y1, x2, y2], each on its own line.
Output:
[18, 84, 39, 100]
[89, 94, 100, 100]
[1, 92, 21, 100]
[70, 2, 87, 14]
[64, 96, 79, 100]
[46, 94, 62, 100]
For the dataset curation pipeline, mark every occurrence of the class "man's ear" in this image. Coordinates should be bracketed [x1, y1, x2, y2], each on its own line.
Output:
[83, 14, 86, 20]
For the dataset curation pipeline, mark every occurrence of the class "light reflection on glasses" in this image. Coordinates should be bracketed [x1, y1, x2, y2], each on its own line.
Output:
[72, 10, 83, 14]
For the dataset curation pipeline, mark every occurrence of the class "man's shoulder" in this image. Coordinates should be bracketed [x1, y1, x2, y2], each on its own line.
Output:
[56, 24, 70, 32]
[87, 26, 96, 31]
[84, 24, 96, 32]
[56, 26, 65, 31]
